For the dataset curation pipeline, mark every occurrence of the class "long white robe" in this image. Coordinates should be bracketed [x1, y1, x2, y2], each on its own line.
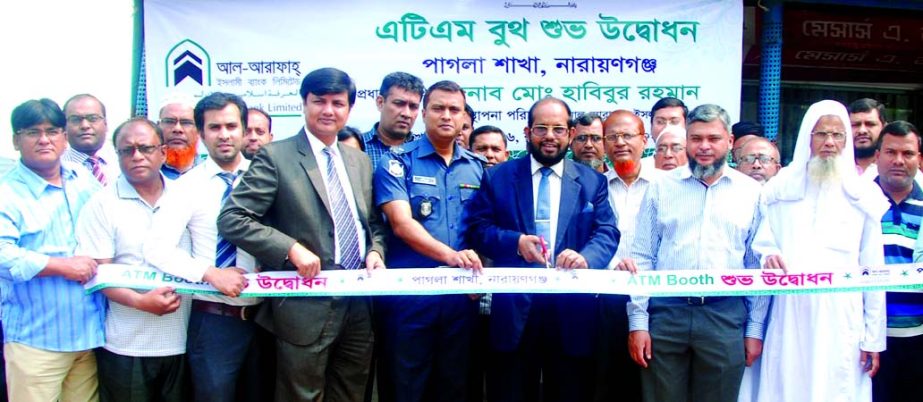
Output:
[753, 182, 886, 402]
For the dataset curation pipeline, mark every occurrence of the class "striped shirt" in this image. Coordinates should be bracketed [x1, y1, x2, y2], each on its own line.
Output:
[878, 178, 923, 337]
[62, 146, 120, 184]
[627, 165, 770, 339]
[0, 161, 106, 352]
[363, 124, 420, 170]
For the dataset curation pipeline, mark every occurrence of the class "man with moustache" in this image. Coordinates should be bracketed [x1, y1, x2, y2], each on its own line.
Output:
[596, 110, 659, 402]
[157, 95, 205, 179]
[62, 94, 119, 185]
[652, 125, 688, 171]
[374, 80, 484, 402]
[849, 98, 887, 175]
[872, 121, 923, 402]
[363, 72, 425, 168]
[620, 104, 768, 402]
[735, 138, 781, 184]
[469, 125, 510, 168]
[243, 108, 273, 160]
[143, 92, 258, 402]
[75, 118, 190, 401]
[754, 100, 887, 402]
[571, 113, 608, 173]
[0, 98, 105, 402]
[466, 97, 618, 402]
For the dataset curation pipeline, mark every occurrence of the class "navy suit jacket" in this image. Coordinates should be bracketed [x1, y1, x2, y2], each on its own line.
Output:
[466, 157, 619, 356]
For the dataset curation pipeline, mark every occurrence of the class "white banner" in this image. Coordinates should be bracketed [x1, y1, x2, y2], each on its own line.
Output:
[86, 264, 923, 298]
[143, 0, 742, 149]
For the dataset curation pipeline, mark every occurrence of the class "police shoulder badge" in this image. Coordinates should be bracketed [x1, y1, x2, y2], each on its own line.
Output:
[388, 160, 404, 177]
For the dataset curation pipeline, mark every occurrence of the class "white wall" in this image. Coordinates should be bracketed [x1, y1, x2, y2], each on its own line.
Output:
[0, 0, 135, 158]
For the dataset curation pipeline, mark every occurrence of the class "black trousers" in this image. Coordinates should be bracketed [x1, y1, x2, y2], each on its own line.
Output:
[873, 335, 923, 402]
[96, 348, 187, 402]
[594, 294, 641, 402]
[488, 295, 595, 402]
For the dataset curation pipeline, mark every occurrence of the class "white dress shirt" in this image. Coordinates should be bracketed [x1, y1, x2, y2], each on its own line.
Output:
[604, 165, 661, 267]
[143, 157, 259, 306]
[306, 130, 366, 263]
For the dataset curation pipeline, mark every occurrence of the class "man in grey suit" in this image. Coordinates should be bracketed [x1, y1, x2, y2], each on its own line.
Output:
[218, 67, 387, 402]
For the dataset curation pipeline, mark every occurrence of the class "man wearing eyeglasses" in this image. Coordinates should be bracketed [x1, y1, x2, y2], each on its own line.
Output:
[157, 95, 205, 179]
[466, 97, 618, 402]
[652, 125, 688, 171]
[75, 118, 190, 401]
[571, 113, 608, 173]
[620, 104, 767, 402]
[62, 93, 119, 185]
[735, 138, 781, 184]
[754, 100, 887, 402]
[0, 99, 105, 402]
[596, 109, 659, 402]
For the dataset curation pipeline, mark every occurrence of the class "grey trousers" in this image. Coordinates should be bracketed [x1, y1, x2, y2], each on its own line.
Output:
[641, 297, 747, 402]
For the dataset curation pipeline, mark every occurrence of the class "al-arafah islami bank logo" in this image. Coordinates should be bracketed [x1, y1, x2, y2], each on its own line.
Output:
[165, 39, 211, 87]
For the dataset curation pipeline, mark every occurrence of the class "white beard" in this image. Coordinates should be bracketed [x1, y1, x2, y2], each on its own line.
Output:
[808, 156, 841, 184]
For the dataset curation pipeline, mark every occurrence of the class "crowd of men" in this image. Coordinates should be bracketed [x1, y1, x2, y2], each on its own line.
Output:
[0, 67, 921, 402]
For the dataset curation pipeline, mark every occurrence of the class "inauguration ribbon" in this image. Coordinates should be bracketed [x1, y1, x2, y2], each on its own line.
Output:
[85, 263, 923, 297]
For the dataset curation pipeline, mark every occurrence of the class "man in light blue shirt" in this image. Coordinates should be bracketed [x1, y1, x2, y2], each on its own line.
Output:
[619, 104, 768, 402]
[0, 98, 105, 402]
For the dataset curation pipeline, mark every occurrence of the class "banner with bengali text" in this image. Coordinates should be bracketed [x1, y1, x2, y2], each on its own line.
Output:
[86, 264, 923, 298]
[143, 0, 742, 150]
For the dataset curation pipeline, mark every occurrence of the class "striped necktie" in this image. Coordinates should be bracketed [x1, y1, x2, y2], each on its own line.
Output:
[87, 156, 107, 185]
[215, 171, 238, 268]
[323, 147, 362, 270]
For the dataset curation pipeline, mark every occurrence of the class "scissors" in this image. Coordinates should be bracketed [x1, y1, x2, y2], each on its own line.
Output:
[539, 235, 553, 269]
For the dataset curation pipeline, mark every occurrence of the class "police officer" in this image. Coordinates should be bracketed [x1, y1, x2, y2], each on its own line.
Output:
[373, 80, 485, 402]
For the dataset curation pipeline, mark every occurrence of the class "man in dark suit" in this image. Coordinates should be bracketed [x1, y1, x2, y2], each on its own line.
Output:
[218, 67, 387, 402]
[466, 97, 619, 402]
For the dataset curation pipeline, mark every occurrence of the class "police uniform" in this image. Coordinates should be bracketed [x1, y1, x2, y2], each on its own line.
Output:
[373, 135, 485, 402]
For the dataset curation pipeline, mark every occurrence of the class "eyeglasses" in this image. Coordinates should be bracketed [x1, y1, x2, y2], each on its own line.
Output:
[16, 127, 64, 139]
[531, 125, 568, 137]
[573, 134, 603, 144]
[656, 144, 685, 154]
[811, 131, 846, 142]
[605, 133, 641, 143]
[739, 154, 777, 165]
[66, 114, 104, 124]
[117, 145, 162, 157]
[160, 118, 195, 128]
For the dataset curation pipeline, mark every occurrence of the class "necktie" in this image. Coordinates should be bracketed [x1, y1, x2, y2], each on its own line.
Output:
[215, 171, 238, 268]
[87, 156, 107, 185]
[535, 167, 552, 256]
[323, 147, 362, 270]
